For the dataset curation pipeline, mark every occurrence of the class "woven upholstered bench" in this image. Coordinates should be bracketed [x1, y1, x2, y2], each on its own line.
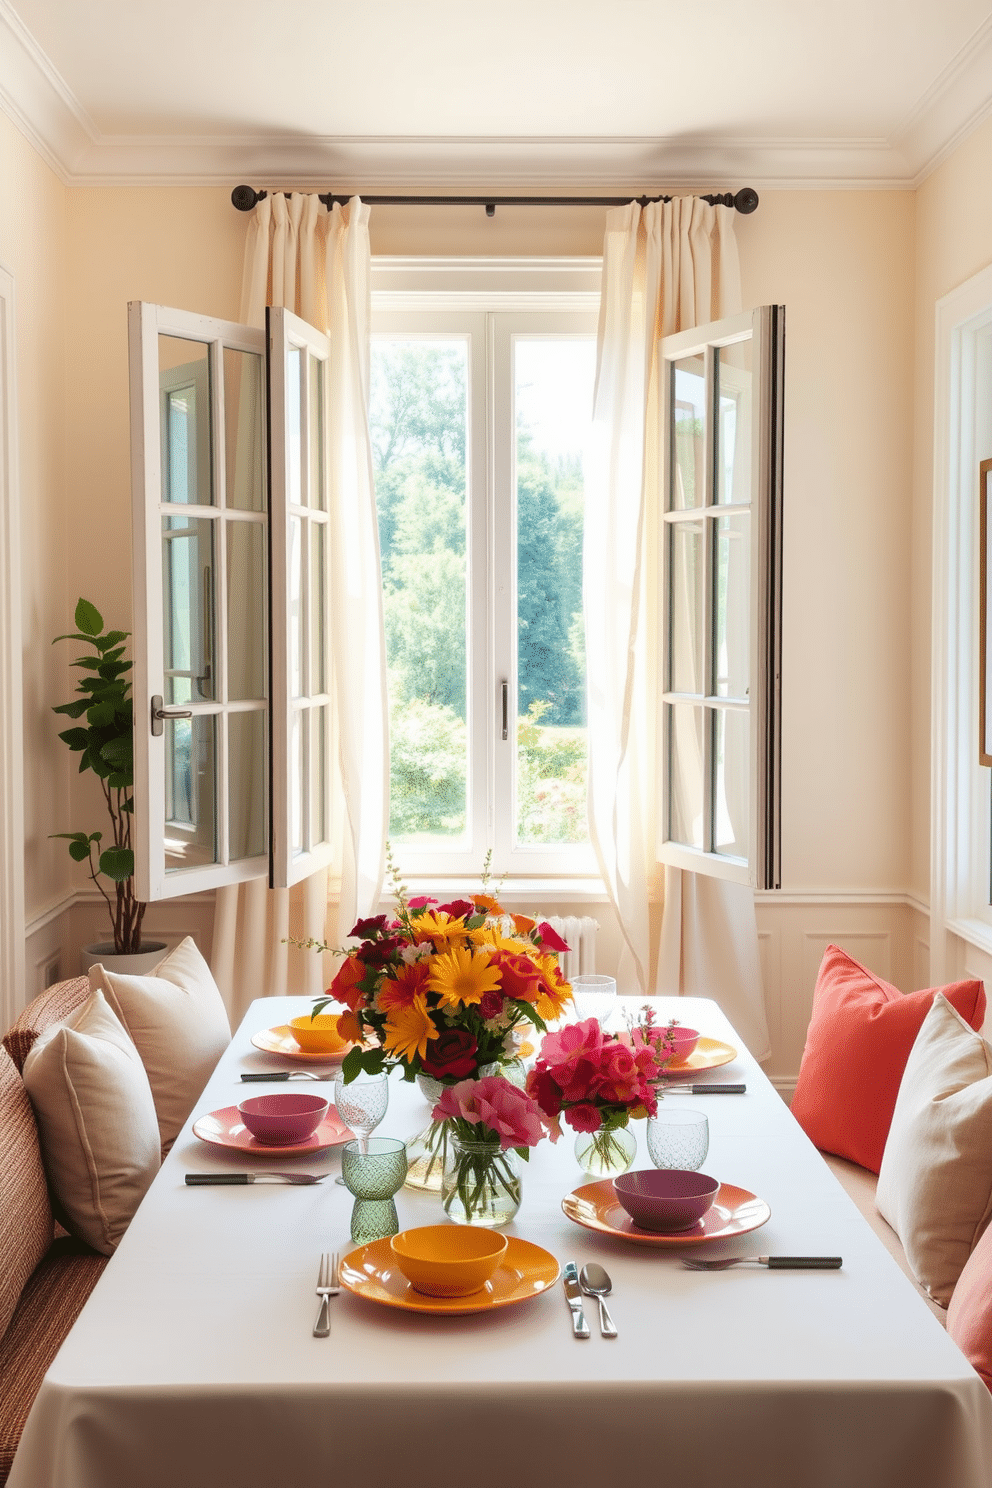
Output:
[0, 979, 108, 1484]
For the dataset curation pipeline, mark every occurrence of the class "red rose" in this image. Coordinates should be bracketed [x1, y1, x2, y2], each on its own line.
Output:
[496, 951, 541, 1001]
[419, 1029, 479, 1079]
[567, 1102, 602, 1133]
[436, 898, 475, 920]
[526, 1067, 563, 1117]
[478, 990, 505, 1020]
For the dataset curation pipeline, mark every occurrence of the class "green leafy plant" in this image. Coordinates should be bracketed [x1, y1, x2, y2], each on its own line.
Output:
[51, 598, 146, 955]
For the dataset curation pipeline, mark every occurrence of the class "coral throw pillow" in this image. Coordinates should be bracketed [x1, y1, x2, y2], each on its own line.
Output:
[790, 944, 985, 1173]
[948, 1216, 992, 1391]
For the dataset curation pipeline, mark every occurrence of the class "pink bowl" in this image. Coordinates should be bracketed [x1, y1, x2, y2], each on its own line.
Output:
[663, 1026, 701, 1065]
[237, 1093, 329, 1145]
[613, 1169, 720, 1232]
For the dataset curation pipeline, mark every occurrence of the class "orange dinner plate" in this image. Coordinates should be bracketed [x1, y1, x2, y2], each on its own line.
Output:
[251, 1024, 354, 1065]
[192, 1105, 352, 1155]
[562, 1178, 770, 1246]
[659, 1037, 738, 1081]
[339, 1236, 561, 1315]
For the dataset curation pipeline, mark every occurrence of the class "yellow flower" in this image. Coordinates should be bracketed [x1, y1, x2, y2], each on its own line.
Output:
[381, 995, 438, 1064]
[468, 925, 533, 956]
[410, 911, 468, 947]
[427, 944, 502, 1009]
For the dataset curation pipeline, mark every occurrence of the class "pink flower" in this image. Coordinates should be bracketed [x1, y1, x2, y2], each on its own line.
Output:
[567, 1102, 602, 1133]
[408, 895, 439, 910]
[433, 1077, 558, 1149]
[535, 921, 570, 954]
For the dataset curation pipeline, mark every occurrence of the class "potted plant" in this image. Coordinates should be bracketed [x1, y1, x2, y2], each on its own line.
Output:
[52, 598, 165, 972]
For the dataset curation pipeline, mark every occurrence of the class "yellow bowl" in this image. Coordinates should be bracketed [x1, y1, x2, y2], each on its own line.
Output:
[288, 1014, 348, 1055]
[389, 1225, 509, 1297]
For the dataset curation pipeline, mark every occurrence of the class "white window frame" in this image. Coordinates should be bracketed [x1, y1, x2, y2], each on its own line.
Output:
[932, 261, 992, 978]
[0, 262, 24, 1027]
[370, 257, 601, 881]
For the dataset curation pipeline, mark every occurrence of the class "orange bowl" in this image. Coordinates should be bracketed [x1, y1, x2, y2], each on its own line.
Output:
[389, 1225, 509, 1297]
[288, 1014, 348, 1055]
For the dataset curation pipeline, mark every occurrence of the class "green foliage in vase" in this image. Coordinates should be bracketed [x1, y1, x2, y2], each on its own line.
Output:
[51, 598, 146, 955]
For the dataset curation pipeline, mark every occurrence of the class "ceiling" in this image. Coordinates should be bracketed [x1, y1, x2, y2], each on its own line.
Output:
[3, 0, 992, 191]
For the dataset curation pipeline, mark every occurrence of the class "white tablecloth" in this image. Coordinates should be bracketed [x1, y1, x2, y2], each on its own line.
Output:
[11, 997, 992, 1488]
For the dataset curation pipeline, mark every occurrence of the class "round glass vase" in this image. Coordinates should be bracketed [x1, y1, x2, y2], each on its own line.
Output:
[573, 1122, 637, 1179]
[404, 1075, 451, 1192]
[441, 1136, 522, 1227]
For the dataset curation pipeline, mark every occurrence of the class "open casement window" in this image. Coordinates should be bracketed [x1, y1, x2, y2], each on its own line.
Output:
[658, 304, 784, 890]
[128, 301, 333, 902]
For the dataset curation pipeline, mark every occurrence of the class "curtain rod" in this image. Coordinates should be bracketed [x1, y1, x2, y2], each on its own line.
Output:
[230, 184, 759, 217]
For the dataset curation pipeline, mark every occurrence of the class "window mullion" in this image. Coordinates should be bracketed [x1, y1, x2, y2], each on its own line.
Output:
[702, 344, 716, 855]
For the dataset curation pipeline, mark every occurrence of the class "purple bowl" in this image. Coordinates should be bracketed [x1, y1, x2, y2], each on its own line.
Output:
[237, 1092, 328, 1145]
[613, 1169, 720, 1232]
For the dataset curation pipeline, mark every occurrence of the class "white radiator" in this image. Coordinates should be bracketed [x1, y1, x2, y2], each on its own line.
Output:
[544, 915, 599, 985]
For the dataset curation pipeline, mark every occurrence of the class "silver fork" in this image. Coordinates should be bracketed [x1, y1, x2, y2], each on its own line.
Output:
[313, 1251, 340, 1336]
[682, 1255, 843, 1270]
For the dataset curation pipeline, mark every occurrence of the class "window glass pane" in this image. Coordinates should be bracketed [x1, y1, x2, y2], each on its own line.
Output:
[287, 347, 303, 507]
[715, 512, 749, 701]
[162, 516, 215, 704]
[291, 708, 304, 854]
[229, 710, 266, 860]
[714, 708, 749, 859]
[514, 338, 594, 846]
[309, 354, 325, 512]
[159, 337, 212, 507]
[224, 348, 264, 512]
[370, 339, 469, 844]
[672, 356, 706, 511]
[312, 705, 328, 846]
[670, 519, 705, 695]
[310, 522, 326, 695]
[716, 339, 752, 507]
[669, 703, 705, 849]
[227, 521, 265, 701]
[164, 714, 217, 871]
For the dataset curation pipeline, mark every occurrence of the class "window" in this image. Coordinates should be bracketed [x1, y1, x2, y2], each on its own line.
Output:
[369, 289, 599, 877]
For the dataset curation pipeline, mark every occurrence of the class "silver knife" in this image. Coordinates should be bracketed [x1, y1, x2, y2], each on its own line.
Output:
[185, 1172, 326, 1186]
[563, 1262, 591, 1339]
[665, 1083, 746, 1095]
[240, 1071, 326, 1082]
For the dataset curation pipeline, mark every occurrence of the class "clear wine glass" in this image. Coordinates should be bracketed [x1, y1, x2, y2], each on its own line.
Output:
[333, 1069, 389, 1154]
[571, 974, 618, 1027]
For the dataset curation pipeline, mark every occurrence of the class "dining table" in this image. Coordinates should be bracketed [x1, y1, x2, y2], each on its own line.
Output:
[9, 993, 992, 1488]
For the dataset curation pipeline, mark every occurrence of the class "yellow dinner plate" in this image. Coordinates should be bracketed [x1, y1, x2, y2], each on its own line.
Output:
[339, 1235, 561, 1315]
[251, 1025, 354, 1064]
[660, 1036, 738, 1080]
[562, 1178, 771, 1247]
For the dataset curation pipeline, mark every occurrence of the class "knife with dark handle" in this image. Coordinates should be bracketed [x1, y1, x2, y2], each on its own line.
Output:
[665, 1083, 746, 1094]
[185, 1172, 326, 1186]
[240, 1071, 324, 1082]
[562, 1262, 591, 1338]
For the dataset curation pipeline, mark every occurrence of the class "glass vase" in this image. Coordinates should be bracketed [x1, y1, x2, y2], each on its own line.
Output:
[441, 1136, 522, 1227]
[573, 1122, 637, 1179]
[404, 1075, 450, 1192]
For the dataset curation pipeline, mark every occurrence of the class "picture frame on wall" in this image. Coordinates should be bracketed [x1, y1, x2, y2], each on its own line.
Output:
[980, 458, 992, 767]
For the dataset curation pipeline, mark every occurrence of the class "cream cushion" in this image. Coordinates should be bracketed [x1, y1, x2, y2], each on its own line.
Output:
[876, 993, 992, 1306]
[89, 937, 231, 1152]
[21, 990, 160, 1255]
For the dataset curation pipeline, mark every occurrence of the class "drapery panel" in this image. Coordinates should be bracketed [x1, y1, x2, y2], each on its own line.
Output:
[212, 193, 388, 1016]
[587, 195, 770, 1058]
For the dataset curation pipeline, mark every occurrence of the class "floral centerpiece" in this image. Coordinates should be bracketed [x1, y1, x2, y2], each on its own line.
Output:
[432, 1075, 559, 1225]
[526, 1017, 673, 1177]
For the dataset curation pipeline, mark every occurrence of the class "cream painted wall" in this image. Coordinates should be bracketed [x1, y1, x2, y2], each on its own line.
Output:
[913, 113, 992, 913]
[0, 112, 71, 929]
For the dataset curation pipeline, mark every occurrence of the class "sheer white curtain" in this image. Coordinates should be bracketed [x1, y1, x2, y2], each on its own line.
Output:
[587, 195, 770, 1059]
[212, 193, 388, 1021]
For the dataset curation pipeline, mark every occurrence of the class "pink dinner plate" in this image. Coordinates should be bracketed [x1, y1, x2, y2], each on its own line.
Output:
[192, 1104, 353, 1155]
[659, 1036, 738, 1081]
[251, 1024, 354, 1065]
[562, 1178, 771, 1246]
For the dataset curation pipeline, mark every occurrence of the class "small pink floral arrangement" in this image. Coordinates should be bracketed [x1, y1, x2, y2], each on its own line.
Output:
[433, 1075, 560, 1151]
[526, 1018, 665, 1162]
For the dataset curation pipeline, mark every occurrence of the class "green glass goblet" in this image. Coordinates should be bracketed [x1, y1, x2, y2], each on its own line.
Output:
[341, 1137, 408, 1244]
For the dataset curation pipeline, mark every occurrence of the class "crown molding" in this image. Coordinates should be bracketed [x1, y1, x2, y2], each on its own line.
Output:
[1, 0, 991, 190]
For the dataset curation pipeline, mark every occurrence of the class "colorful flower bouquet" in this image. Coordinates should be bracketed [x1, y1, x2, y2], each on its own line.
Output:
[527, 1017, 672, 1176]
[432, 1075, 559, 1225]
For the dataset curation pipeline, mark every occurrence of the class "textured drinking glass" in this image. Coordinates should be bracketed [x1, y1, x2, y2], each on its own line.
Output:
[646, 1107, 710, 1171]
[571, 974, 618, 1026]
[341, 1137, 408, 1243]
[334, 1069, 389, 1152]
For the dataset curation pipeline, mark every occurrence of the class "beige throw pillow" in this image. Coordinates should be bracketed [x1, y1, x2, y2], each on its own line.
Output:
[876, 993, 992, 1306]
[89, 936, 231, 1152]
[22, 989, 160, 1255]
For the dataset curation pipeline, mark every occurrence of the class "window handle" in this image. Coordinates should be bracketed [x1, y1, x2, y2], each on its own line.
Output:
[151, 695, 193, 737]
[501, 681, 508, 741]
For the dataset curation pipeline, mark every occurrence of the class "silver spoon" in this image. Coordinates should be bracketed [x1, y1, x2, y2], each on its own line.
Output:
[579, 1262, 618, 1338]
